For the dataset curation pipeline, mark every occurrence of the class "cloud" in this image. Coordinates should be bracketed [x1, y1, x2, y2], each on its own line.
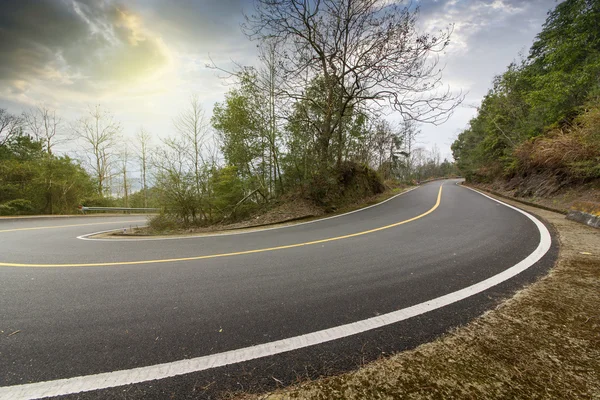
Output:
[417, 0, 554, 55]
[136, 0, 248, 53]
[0, 0, 172, 96]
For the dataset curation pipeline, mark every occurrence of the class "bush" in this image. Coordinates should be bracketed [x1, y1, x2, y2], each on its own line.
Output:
[80, 196, 118, 208]
[0, 199, 35, 215]
[148, 213, 180, 232]
[514, 104, 600, 181]
[308, 161, 385, 208]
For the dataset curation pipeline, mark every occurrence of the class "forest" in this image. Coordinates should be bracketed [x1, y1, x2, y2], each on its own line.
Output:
[0, 0, 460, 222]
[451, 0, 600, 194]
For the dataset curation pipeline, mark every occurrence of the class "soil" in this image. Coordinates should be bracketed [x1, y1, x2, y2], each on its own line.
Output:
[477, 178, 600, 214]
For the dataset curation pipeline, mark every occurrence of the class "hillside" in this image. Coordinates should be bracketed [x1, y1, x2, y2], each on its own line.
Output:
[451, 0, 600, 203]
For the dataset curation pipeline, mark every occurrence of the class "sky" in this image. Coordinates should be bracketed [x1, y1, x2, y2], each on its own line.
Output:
[0, 0, 563, 161]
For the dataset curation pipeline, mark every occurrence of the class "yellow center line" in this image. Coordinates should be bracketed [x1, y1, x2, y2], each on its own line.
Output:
[0, 220, 147, 234]
[0, 186, 443, 268]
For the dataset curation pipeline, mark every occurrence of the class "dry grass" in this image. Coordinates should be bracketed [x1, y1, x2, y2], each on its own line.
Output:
[515, 104, 600, 180]
[572, 201, 600, 217]
[232, 193, 600, 400]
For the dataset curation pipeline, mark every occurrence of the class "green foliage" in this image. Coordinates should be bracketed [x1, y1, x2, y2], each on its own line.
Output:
[452, 0, 600, 184]
[128, 187, 161, 209]
[309, 161, 385, 208]
[154, 168, 204, 226]
[0, 199, 34, 216]
[212, 70, 282, 198]
[0, 124, 97, 215]
[210, 165, 251, 220]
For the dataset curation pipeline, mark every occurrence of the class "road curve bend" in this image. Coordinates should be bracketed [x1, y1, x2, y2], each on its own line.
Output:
[0, 180, 557, 399]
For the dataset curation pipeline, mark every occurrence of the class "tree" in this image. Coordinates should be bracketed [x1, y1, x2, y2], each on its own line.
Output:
[173, 95, 210, 199]
[153, 95, 218, 225]
[0, 108, 23, 146]
[135, 127, 152, 207]
[244, 0, 462, 173]
[72, 105, 122, 196]
[400, 119, 421, 180]
[213, 71, 281, 201]
[526, 0, 600, 126]
[210, 39, 286, 196]
[0, 130, 95, 215]
[23, 105, 64, 156]
[117, 144, 131, 207]
[452, 1, 600, 183]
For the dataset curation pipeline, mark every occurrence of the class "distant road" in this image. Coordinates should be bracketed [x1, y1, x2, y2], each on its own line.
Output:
[0, 179, 556, 399]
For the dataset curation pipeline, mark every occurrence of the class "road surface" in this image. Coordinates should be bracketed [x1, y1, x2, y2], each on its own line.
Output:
[0, 180, 557, 399]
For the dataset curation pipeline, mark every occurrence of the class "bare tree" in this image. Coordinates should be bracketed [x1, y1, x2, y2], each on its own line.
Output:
[118, 144, 131, 207]
[401, 119, 421, 180]
[23, 106, 64, 155]
[135, 127, 152, 207]
[152, 95, 214, 224]
[72, 105, 122, 196]
[0, 109, 23, 146]
[258, 39, 284, 194]
[173, 95, 210, 197]
[244, 0, 462, 172]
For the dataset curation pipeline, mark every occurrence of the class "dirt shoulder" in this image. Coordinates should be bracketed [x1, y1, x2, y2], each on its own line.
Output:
[232, 186, 600, 400]
[93, 186, 412, 239]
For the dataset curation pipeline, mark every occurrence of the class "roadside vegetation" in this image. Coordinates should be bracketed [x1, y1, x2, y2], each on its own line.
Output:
[451, 0, 600, 201]
[1, 0, 460, 221]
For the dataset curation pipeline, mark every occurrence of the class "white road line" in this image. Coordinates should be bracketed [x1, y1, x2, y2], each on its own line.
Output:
[0, 184, 552, 400]
[77, 187, 419, 241]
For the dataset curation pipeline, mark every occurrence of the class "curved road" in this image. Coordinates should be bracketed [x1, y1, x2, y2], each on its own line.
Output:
[0, 180, 557, 399]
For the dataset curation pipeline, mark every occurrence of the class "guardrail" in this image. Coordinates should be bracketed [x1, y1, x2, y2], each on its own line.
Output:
[78, 206, 160, 214]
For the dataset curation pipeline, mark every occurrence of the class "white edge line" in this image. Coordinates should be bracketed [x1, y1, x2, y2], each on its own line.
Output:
[0, 185, 552, 400]
[77, 187, 419, 241]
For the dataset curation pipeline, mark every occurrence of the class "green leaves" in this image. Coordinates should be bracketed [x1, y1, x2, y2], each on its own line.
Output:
[452, 0, 600, 183]
[0, 130, 96, 215]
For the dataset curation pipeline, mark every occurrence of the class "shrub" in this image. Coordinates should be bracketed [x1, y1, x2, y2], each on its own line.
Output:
[0, 199, 34, 215]
[308, 161, 385, 208]
[148, 213, 180, 232]
[514, 103, 600, 181]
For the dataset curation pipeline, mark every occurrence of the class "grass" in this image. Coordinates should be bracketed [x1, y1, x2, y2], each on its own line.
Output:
[231, 190, 600, 400]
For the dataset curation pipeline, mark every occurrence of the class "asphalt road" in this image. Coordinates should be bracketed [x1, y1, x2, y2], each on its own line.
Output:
[0, 180, 557, 399]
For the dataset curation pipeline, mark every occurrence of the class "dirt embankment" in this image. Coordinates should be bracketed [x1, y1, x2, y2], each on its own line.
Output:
[475, 177, 600, 214]
[230, 188, 600, 400]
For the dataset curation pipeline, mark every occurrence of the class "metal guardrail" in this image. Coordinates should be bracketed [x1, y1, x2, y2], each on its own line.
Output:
[78, 206, 160, 214]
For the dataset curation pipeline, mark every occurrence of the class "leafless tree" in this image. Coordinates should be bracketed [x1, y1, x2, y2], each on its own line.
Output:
[0, 108, 23, 146]
[173, 95, 210, 196]
[401, 118, 421, 179]
[72, 105, 122, 196]
[244, 0, 462, 172]
[117, 143, 131, 207]
[135, 127, 152, 207]
[23, 106, 65, 155]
